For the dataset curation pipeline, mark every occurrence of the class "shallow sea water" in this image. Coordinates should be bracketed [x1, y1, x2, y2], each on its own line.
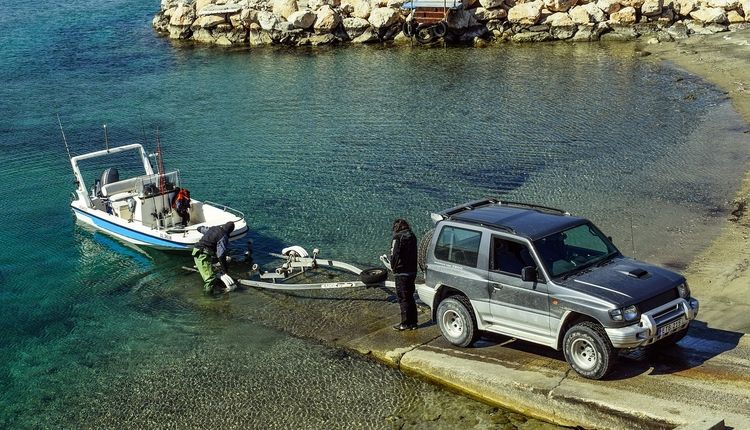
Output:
[1, 0, 750, 428]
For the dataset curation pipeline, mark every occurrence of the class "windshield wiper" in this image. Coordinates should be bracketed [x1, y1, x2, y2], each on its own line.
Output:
[595, 252, 619, 267]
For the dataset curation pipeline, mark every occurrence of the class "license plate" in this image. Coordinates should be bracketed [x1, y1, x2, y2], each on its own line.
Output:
[658, 318, 686, 337]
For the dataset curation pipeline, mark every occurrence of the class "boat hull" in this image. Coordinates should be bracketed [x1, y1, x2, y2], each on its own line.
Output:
[71, 205, 247, 251]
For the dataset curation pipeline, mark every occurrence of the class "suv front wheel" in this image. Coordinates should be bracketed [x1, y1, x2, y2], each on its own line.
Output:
[437, 295, 479, 347]
[562, 321, 616, 380]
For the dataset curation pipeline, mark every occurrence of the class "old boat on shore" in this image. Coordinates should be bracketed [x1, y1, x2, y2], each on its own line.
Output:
[69, 142, 247, 251]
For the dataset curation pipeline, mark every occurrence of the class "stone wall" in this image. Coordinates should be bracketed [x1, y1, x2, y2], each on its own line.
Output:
[152, 0, 750, 46]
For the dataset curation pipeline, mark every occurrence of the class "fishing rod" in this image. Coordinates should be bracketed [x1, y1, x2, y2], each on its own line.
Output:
[155, 127, 171, 227]
[103, 124, 110, 151]
[57, 114, 78, 185]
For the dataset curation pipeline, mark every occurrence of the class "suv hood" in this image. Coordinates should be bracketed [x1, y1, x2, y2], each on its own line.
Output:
[558, 257, 684, 306]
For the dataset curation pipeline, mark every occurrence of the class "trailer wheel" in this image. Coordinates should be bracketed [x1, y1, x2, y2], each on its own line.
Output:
[563, 321, 616, 380]
[415, 24, 437, 44]
[417, 228, 434, 272]
[433, 21, 448, 38]
[360, 267, 388, 285]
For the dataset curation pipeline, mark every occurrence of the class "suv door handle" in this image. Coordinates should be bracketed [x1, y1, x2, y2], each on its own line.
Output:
[490, 282, 503, 290]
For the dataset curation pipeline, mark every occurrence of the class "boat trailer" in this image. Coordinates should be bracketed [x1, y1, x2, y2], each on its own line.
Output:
[187, 245, 397, 292]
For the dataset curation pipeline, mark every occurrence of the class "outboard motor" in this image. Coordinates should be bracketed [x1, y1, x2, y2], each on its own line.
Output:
[94, 167, 119, 197]
[100, 167, 119, 187]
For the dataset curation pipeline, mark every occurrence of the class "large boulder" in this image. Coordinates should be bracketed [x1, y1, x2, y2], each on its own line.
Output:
[511, 30, 553, 41]
[569, 2, 606, 22]
[314, 5, 342, 33]
[544, 11, 578, 37]
[289, 10, 317, 28]
[690, 6, 727, 22]
[273, 0, 298, 19]
[308, 0, 335, 10]
[192, 28, 215, 43]
[368, 6, 400, 28]
[707, 0, 740, 9]
[508, 0, 544, 24]
[351, 0, 372, 18]
[169, 2, 196, 26]
[257, 11, 281, 30]
[446, 8, 480, 28]
[727, 9, 745, 21]
[742, 0, 750, 18]
[479, 0, 506, 8]
[609, 5, 636, 23]
[351, 28, 380, 42]
[192, 15, 225, 29]
[596, 0, 621, 14]
[343, 16, 371, 37]
[195, 0, 215, 13]
[544, 0, 578, 11]
[474, 7, 509, 19]
[674, 0, 695, 15]
[641, 0, 662, 15]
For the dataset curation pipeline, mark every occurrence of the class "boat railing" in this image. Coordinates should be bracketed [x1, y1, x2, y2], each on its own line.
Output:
[204, 200, 245, 221]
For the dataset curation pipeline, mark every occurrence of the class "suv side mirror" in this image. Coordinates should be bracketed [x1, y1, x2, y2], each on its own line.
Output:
[521, 266, 537, 282]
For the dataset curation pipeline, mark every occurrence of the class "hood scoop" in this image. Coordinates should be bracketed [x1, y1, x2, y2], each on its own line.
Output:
[618, 267, 650, 279]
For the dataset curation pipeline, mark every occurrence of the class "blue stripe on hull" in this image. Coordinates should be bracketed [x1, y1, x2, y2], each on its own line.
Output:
[72, 207, 192, 250]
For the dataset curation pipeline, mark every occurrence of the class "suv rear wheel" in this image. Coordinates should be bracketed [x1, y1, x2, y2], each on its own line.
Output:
[437, 295, 479, 347]
[563, 321, 616, 380]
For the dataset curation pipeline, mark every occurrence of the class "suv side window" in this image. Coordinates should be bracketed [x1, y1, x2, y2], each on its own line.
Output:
[435, 226, 481, 268]
[491, 237, 535, 276]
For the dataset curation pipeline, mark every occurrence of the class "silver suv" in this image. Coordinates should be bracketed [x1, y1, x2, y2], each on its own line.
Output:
[416, 199, 700, 379]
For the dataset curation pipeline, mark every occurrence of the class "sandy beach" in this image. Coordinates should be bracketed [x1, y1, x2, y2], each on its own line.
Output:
[639, 28, 750, 333]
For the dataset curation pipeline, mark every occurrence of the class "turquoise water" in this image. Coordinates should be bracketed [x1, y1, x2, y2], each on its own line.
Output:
[2, 0, 750, 428]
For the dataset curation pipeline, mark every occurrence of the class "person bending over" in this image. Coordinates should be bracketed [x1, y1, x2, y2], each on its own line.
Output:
[192, 221, 234, 293]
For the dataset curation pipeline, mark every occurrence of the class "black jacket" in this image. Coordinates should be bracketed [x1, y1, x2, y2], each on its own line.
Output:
[391, 228, 417, 274]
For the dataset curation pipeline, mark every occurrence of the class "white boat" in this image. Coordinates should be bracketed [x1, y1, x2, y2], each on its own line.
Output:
[69, 143, 248, 251]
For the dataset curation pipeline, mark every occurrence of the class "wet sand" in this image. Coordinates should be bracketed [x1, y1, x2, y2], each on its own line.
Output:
[639, 29, 750, 333]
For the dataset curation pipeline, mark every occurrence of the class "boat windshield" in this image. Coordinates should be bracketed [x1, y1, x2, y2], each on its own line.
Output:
[533, 222, 619, 279]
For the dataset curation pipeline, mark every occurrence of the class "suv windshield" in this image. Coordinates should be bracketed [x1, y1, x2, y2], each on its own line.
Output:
[533, 222, 619, 278]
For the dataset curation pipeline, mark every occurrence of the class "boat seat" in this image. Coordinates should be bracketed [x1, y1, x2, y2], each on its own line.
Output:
[101, 177, 141, 198]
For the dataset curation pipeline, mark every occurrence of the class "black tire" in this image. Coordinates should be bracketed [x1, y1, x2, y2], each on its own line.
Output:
[563, 321, 617, 380]
[415, 24, 437, 44]
[433, 21, 448, 38]
[417, 228, 434, 272]
[402, 20, 417, 37]
[436, 295, 479, 347]
[360, 267, 388, 285]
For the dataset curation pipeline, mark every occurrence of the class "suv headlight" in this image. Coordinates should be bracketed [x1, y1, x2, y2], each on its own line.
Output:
[609, 305, 640, 322]
[677, 282, 690, 299]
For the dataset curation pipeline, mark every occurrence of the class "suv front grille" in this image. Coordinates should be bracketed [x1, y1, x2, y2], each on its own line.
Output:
[638, 288, 679, 312]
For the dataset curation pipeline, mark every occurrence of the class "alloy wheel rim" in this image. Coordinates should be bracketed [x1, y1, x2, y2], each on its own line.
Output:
[570, 338, 598, 371]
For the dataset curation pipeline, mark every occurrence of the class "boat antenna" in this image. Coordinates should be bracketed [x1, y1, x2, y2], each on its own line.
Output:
[103, 124, 110, 151]
[56, 114, 73, 161]
[155, 126, 166, 194]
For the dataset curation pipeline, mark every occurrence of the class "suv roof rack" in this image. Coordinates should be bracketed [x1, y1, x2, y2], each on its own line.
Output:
[434, 198, 569, 221]
[495, 200, 570, 216]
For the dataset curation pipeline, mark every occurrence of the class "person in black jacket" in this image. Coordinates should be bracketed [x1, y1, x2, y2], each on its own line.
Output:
[192, 221, 234, 293]
[390, 218, 418, 331]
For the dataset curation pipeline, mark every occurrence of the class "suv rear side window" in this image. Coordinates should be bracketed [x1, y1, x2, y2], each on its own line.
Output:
[435, 226, 481, 267]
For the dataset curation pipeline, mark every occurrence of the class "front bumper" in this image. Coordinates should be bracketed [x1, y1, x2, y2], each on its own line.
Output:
[606, 297, 699, 349]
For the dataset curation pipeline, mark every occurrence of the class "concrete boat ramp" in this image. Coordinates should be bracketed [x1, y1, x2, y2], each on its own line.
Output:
[340, 312, 749, 429]
[232, 280, 749, 429]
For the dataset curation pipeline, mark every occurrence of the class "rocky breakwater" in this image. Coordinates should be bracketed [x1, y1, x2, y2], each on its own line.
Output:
[152, 0, 750, 46]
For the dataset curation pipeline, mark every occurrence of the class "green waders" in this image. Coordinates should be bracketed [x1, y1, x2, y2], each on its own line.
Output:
[192, 248, 216, 293]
